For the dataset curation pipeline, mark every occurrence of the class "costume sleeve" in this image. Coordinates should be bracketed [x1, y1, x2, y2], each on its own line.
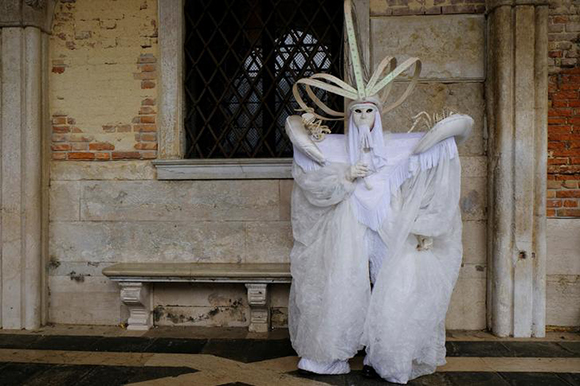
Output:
[408, 148, 461, 238]
[292, 162, 355, 207]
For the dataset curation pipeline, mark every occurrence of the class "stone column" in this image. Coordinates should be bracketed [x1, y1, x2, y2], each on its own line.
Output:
[486, 0, 549, 337]
[0, 0, 55, 329]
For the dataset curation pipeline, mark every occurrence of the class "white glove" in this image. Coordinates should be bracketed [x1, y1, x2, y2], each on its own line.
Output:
[416, 235, 434, 251]
[346, 162, 370, 182]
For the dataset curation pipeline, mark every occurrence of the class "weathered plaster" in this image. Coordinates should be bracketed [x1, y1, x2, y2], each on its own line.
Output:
[49, 0, 157, 154]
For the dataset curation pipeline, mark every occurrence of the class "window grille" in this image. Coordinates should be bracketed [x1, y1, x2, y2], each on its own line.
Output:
[184, 0, 344, 159]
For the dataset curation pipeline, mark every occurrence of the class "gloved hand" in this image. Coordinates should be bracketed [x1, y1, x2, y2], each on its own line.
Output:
[346, 162, 370, 182]
[415, 235, 434, 251]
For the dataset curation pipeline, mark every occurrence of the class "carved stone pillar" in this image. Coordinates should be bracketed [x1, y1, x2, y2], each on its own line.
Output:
[245, 283, 269, 333]
[120, 282, 152, 331]
[0, 0, 55, 329]
[486, 0, 549, 337]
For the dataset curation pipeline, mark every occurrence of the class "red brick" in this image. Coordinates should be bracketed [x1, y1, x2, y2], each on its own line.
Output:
[139, 133, 157, 142]
[95, 152, 111, 161]
[140, 151, 157, 159]
[134, 72, 156, 80]
[51, 144, 71, 151]
[68, 152, 95, 160]
[67, 117, 76, 125]
[552, 100, 568, 107]
[547, 199, 562, 207]
[137, 54, 156, 63]
[140, 116, 155, 124]
[549, 117, 568, 124]
[102, 125, 116, 133]
[112, 151, 141, 160]
[52, 117, 67, 125]
[548, 157, 569, 165]
[134, 142, 157, 150]
[52, 152, 67, 160]
[556, 174, 580, 180]
[89, 142, 115, 151]
[139, 106, 156, 114]
[71, 127, 83, 133]
[141, 80, 155, 89]
[563, 180, 579, 188]
[133, 124, 156, 132]
[552, 91, 578, 100]
[556, 208, 580, 216]
[139, 64, 156, 72]
[549, 108, 574, 117]
[52, 126, 70, 133]
[52, 66, 65, 74]
[549, 51, 563, 58]
[547, 209, 556, 217]
[117, 124, 132, 132]
[556, 190, 580, 198]
[563, 199, 578, 207]
[142, 98, 156, 106]
[52, 134, 68, 142]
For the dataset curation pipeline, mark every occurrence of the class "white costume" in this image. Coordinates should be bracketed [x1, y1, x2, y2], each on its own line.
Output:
[286, 1, 473, 384]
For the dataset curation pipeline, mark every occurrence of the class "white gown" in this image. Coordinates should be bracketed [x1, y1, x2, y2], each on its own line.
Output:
[288, 132, 462, 384]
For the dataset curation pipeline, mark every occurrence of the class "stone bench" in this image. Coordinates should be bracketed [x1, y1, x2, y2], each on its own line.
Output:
[102, 262, 291, 333]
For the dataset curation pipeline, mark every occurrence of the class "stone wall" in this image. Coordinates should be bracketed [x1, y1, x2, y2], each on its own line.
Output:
[49, 0, 158, 161]
[46, 0, 578, 330]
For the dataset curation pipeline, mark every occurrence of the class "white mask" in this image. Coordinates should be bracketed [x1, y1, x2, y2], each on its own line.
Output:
[351, 104, 378, 130]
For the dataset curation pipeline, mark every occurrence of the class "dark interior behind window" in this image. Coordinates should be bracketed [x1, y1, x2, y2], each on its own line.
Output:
[184, 0, 344, 159]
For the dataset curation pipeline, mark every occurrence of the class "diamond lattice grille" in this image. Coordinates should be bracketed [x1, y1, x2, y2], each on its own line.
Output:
[184, 0, 344, 159]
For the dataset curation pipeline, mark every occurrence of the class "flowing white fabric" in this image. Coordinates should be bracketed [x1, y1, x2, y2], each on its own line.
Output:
[289, 132, 462, 384]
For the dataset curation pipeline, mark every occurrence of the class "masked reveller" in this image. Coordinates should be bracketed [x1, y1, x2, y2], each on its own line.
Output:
[285, 1, 473, 383]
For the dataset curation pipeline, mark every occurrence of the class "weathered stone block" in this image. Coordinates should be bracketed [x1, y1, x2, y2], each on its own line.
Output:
[547, 219, 580, 275]
[460, 177, 487, 221]
[51, 161, 156, 181]
[49, 181, 80, 221]
[279, 180, 294, 221]
[48, 276, 121, 325]
[461, 220, 487, 266]
[461, 156, 487, 178]
[446, 264, 486, 330]
[371, 15, 485, 80]
[244, 222, 293, 263]
[80, 180, 280, 221]
[387, 82, 485, 156]
[50, 221, 247, 263]
[546, 275, 580, 327]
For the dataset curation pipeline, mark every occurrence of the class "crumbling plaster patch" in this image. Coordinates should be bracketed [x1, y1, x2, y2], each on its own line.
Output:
[49, 0, 157, 156]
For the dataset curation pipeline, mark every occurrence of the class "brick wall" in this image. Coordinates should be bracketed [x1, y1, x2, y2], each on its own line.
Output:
[548, 0, 580, 218]
[49, 0, 158, 161]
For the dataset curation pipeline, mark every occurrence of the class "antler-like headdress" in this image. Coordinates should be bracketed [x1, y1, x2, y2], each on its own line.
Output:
[292, 0, 422, 121]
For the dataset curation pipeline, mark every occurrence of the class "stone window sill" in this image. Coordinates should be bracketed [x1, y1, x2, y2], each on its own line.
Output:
[152, 158, 293, 180]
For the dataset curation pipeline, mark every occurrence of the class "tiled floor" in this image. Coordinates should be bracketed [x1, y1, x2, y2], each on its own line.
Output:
[0, 326, 578, 385]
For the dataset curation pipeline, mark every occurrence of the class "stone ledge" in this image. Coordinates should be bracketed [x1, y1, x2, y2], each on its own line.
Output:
[153, 159, 293, 180]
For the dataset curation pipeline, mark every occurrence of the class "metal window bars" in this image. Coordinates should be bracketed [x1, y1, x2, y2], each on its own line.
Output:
[184, 0, 344, 159]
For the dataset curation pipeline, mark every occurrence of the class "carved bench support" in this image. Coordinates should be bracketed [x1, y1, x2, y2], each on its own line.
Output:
[245, 283, 269, 333]
[119, 282, 152, 331]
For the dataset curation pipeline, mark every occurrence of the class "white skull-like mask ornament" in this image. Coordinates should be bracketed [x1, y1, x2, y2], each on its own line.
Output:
[350, 102, 378, 131]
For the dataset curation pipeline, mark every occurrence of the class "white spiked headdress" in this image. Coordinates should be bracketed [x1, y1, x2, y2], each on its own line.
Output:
[292, 0, 422, 121]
